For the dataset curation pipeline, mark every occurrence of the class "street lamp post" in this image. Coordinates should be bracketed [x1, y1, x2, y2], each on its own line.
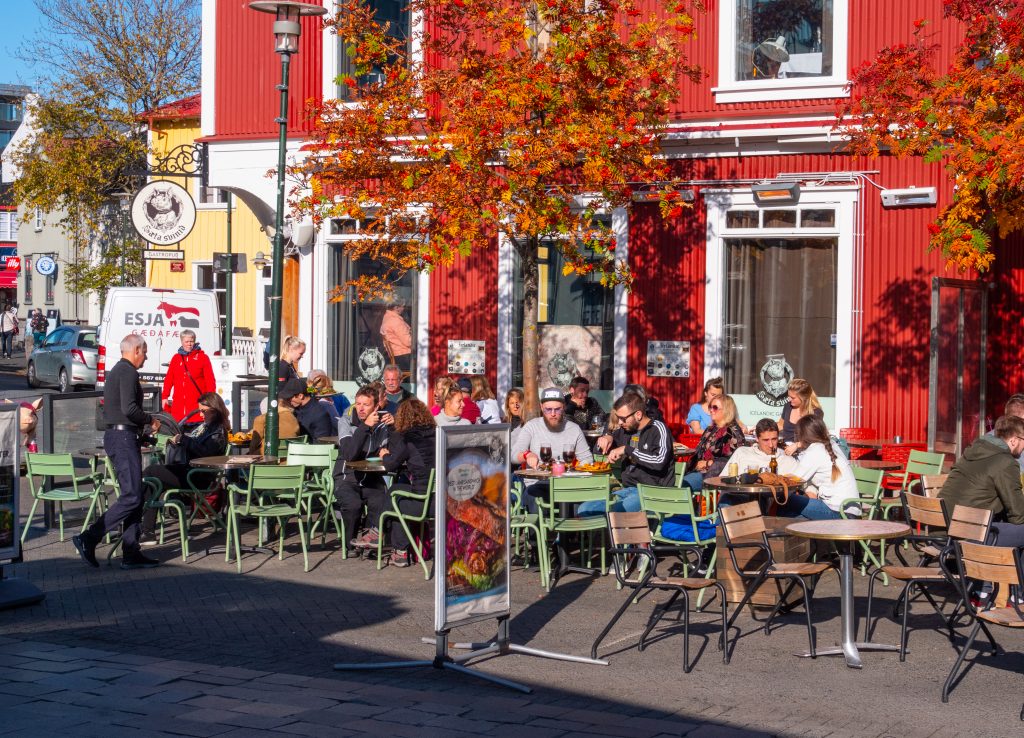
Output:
[114, 191, 132, 286]
[248, 0, 326, 457]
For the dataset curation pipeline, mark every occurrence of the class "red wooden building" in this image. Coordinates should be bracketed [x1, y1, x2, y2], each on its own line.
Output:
[200, 0, 1019, 453]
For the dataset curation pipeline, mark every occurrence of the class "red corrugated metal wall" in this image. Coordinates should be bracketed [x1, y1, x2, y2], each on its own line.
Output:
[214, 0, 324, 138]
[428, 245, 499, 389]
[625, 151, 994, 441]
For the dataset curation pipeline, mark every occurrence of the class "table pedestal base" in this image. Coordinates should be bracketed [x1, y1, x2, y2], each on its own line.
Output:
[796, 642, 903, 669]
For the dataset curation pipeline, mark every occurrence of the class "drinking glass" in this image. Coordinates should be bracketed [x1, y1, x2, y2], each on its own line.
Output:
[562, 445, 576, 467]
[539, 446, 553, 465]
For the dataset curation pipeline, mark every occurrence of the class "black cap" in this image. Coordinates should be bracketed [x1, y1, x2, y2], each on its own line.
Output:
[457, 377, 473, 392]
[278, 378, 308, 400]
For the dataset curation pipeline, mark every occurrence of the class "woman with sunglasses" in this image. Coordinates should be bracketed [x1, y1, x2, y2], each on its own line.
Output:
[682, 394, 745, 492]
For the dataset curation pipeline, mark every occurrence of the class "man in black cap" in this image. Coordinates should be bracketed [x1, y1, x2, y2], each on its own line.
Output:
[279, 377, 333, 441]
[456, 377, 481, 424]
[73, 334, 161, 570]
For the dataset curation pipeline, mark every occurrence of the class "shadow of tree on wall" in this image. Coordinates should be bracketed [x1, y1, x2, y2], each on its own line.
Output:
[859, 267, 931, 391]
[986, 232, 1024, 417]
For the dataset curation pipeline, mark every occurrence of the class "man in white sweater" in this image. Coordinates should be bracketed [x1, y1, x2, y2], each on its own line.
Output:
[511, 387, 593, 511]
[724, 418, 799, 476]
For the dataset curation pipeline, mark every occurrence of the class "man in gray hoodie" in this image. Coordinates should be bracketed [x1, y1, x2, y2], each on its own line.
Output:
[940, 414, 1024, 547]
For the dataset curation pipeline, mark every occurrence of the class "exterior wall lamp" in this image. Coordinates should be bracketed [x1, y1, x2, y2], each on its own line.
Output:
[751, 181, 801, 205]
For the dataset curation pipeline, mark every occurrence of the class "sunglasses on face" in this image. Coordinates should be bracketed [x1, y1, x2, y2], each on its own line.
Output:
[709, 405, 722, 412]
[542, 407, 563, 415]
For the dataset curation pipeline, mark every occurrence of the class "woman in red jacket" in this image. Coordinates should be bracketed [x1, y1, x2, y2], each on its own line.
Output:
[161, 329, 216, 422]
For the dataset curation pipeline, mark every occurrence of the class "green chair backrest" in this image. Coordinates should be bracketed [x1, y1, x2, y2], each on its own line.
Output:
[639, 483, 698, 519]
[26, 452, 79, 495]
[905, 450, 945, 476]
[248, 463, 306, 492]
[543, 475, 610, 525]
[284, 443, 335, 469]
[852, 466, 884, 499]
[674, 461, 687, 484]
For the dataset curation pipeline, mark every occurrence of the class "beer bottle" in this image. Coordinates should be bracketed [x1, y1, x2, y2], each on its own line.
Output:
[769, 454, 778, 475]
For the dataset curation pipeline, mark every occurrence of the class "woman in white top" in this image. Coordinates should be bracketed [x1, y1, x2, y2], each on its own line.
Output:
[779, 415, 859, 520]
[471, 376, 502, 424]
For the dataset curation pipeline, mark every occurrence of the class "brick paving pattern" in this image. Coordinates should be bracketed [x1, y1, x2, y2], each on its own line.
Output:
[1, 499, 1020, 737]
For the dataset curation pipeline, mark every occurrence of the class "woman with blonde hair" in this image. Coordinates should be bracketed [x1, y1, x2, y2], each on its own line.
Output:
[778, 377, 823, 449]
[430, 376, 455, 416]
[683, 394, 744, 492]
[503, 388, 525, 431]
[777, 416, 859, 520]
[307, 370, 341, 428]
[471, 376, 501, 424]
[278, 335, 306, 383]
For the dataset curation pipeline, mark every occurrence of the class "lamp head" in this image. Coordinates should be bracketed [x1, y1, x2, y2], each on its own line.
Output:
[249, 1, 327, 55]
[757, 36, 790, 63]
[252, 251, 269, 270]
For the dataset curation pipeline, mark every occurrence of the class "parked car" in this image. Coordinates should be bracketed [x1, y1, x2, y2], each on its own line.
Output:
[27, 325, 98, 392]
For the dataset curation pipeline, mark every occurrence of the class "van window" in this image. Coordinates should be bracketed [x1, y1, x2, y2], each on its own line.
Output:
[79, 332, 97, 349]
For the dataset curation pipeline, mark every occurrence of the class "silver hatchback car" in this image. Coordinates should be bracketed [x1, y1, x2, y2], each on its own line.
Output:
[27, 325, 99, 392]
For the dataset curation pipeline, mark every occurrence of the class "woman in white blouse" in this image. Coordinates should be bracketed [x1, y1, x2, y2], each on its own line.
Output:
[779, 416, 860, 520]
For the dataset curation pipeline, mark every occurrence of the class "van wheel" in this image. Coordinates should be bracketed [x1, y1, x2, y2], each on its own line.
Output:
[27, 362, 39, 388]
[58, 368, 70, 394]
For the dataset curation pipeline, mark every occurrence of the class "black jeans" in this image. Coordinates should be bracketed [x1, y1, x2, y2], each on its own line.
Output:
[334, 473, 388, 542]
[84, 429, 145, 556]
[0, 330, 14, 357]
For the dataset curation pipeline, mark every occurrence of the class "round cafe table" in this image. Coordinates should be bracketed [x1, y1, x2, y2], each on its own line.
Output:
[704, 475, 805, 513]
[785, 519, 910, 668]
[850, 459, 902, 472]
[189, 455, 281, 556]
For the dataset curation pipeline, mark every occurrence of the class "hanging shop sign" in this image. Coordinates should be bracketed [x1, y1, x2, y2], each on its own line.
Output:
[130, 180, 197, 246]
[4, 257, 20, 271]
[646, 340, 691, 378]
[142, 249, 185, 260]
[35, 256, 56, 276]
[447, 340, 486, 375]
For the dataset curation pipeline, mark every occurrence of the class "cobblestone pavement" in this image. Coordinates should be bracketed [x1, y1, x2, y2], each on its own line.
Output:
[2, 501, 1022, 737]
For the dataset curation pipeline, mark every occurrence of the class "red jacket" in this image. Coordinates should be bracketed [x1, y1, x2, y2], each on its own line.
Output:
[161, 348, 216, 421]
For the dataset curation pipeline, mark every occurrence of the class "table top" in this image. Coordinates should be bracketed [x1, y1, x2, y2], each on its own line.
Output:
[673, 444, 695, 456]
[345, 459, 388, 473]
[515, 467, 602, 480]
[78, 446, 155, 458]
[190, 455, 280, 469]
[703, 475, 805, 494]
[786, 519, 910, 541]
[851, 459, 902, 471]
[845, 438, 924, 449]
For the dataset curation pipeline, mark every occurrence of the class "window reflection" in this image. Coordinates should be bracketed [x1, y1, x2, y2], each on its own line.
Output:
[735, 0, 833, 82]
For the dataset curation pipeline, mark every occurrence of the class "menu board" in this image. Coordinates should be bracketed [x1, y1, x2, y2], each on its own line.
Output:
[646, 340, 690, 378]
[434, 424, 511, 631]
[447, 340, 486, 375]
[0, 406, 21, 562]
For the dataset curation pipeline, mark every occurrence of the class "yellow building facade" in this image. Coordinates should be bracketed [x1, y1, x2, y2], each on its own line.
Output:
[145, 99, 268, 342]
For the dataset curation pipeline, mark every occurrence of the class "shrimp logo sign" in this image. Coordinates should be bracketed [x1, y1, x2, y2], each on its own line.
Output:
[756, 354, 794, 407]
[130, 181, 196, 246]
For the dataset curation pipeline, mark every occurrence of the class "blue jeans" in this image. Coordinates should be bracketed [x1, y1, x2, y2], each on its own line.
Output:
[0, 331, 14, 357]
[682, 471, 704, 492]
[577, 486, 642, 517]
[777, 495, 844, 520]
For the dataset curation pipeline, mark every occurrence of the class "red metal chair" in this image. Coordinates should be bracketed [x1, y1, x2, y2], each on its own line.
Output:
[880, 442, 928, 491]
[676, 432, 704, 449]
[839, 427, 879, 460]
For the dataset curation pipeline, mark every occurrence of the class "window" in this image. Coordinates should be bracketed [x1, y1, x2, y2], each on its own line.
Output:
[0, 131, 13, 150]
[326, 216, 418, 382]
[716, 0, 848, 103]
[78, 331, 98, 349]
[0, 211, 17, 241]
[0, 102, 21, 121]
[196, 264, 228, 326]
[198, 184, 229, 206]
[33, 208, 42, 232]
[336, 0, 410, 102]
[23, 257, 31, 304]
[44, 257, 55, 305]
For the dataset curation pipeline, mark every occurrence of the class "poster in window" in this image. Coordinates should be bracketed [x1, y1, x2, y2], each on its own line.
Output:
[646, 340, 691, 378]
[434, 425, 511, 632]
[0, 406, 21, 562]
[537, 325, 602, 390]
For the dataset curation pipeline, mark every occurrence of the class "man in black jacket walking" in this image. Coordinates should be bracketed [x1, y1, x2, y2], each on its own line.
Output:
[73, 335, 161, 569]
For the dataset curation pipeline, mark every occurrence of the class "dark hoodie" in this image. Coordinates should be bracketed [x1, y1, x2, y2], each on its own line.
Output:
[940, 435, 1024, 524]
[382, 424, 437, 494]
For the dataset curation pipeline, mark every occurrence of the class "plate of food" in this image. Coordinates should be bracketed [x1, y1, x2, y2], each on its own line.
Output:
[228, 431, 252, 444]
[575, 461, 613, 474]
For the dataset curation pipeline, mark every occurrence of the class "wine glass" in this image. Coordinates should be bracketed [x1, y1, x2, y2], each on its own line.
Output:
[562, 444, 576, 468]
[539, 446, 553, 465]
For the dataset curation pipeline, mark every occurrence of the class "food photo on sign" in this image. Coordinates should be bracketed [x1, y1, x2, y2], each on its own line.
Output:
[436, 427, 511, 628]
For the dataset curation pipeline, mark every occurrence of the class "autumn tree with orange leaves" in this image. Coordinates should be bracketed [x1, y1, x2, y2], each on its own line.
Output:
[294, 0, 703, 414]
[838, 0, 1024, 274]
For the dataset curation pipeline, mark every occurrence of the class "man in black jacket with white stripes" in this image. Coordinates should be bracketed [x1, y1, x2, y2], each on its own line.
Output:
[579, 391, 674, 516]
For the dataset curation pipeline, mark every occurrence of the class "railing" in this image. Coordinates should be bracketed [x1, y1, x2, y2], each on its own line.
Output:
[231, 336, 267, 377]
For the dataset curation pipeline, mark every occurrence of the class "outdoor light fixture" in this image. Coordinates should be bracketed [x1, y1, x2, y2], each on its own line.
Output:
[880, 187, 937, 208]
[251, 251, 269, 270]
[752, 181, 801, 205]
[248, 0, 326, 457]
[631, 187, 696, 204]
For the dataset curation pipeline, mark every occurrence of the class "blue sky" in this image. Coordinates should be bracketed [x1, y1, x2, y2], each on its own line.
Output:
[0, 0, 43, 87]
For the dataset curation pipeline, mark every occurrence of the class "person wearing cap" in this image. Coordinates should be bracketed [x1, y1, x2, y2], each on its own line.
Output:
[248, 399, 301, 454]
[511, 387, 594, 511]
[456, 377, 482, 424]
[279, 377, 333, 441]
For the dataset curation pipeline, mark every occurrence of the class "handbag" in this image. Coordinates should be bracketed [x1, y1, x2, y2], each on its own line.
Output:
[756, 472, 792, 506]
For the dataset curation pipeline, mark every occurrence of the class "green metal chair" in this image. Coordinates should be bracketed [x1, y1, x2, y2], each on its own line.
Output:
[511, 480, 549, 589]
[839, 466, 888, 580]
[22, 452, 103, 543]
[284, 442, 343, 551]
[882, 450, 947, 520]
[641, 483, 718, 578]
[376, 469, 435, 579]
[105, 477, 190, 562]
[537, 475, 611, 591]
[226, 464, 309, 572]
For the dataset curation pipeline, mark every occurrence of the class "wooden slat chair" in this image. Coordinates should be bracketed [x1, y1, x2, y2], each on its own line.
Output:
[942, 541, 1024, 717]
[719, 502, 834, 656]
[865, 494, 992, 661]
[641, 483, 718, 579]
[376, 469, 435, 580]
[839, 465, 888, 579]
[839, 427, 879, 460]
[22, 452, 104, 543]
[908, 473, 948, 498]
[590, 512, 729, 672]
[226, 464, 309, 572]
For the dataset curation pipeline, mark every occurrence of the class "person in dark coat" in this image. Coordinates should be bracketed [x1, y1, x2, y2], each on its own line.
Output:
[334, 385, 391, 553]
[380, 398, 437, 566]
[280, 377, 333, 441]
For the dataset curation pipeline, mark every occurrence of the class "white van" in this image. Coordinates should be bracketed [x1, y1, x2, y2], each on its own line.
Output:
[97, 287, 222, 387]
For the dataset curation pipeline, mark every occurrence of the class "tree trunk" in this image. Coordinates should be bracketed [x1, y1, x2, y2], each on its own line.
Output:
[519, 235, 540, 420]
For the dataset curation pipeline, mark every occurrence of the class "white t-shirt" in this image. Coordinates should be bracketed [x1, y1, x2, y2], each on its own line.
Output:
[724, 445, 799, 476]
[476, 398, 502, 425]
[795, 442, 860, 513]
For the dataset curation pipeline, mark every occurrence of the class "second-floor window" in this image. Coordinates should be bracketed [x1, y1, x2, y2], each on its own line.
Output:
[198, 184, 229, 206]
[0, 211, 18, 241]
[717, 0, 848, 103]
[336, 0, 410, 102]
[0, 102, 22, 121]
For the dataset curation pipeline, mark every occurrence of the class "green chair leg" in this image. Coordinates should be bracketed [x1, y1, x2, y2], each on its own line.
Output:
[20, 497, 40, 544]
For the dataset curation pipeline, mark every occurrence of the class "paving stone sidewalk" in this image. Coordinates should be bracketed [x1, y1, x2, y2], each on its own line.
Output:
[1, 503, 1021, 737]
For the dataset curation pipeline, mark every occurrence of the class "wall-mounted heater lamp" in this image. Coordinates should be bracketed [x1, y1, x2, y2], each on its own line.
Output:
[880, 187, 937, 208]
[631, 188, 696, 203]
[751, 181, 801, 205]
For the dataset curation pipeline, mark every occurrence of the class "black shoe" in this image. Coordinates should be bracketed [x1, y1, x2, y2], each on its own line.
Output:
[72, 535, 99, 568]
[120, 553, 161, 570]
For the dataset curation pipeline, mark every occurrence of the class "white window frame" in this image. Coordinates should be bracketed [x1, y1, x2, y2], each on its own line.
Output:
[0, 211, 12, 241]
[714, 0, 850, 103]
[33, 208, 43, 232]
[702, 185, 858, 430]
[193, 261, 228, 327]
[195, 183, 231, 210]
